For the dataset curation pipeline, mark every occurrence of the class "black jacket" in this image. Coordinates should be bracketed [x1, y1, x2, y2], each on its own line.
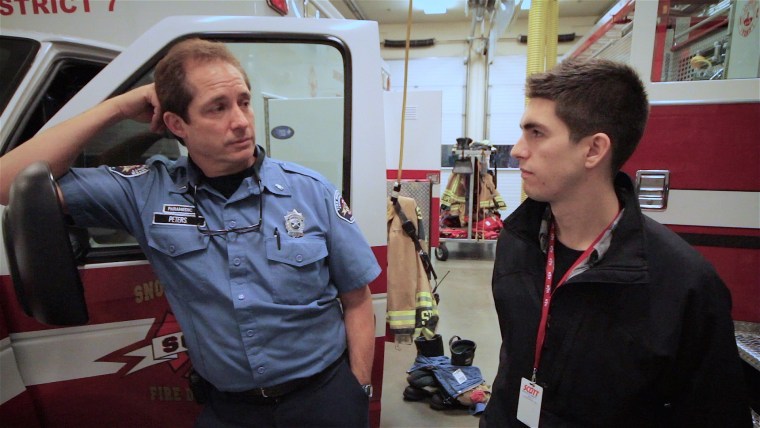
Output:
[481, 173, 751, 427]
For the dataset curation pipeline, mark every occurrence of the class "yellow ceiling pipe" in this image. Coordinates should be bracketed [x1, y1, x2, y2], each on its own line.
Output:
[545, 0, 559, 70]
[521, 0, 559, 201]
[525, 0, 548, 85]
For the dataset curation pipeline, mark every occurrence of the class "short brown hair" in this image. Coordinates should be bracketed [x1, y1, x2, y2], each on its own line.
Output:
[154, 38, 251, 122]
[526, 58, 649, 175]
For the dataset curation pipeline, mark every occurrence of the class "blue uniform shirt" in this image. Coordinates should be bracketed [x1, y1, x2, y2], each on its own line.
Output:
[58, 147, 381, 391]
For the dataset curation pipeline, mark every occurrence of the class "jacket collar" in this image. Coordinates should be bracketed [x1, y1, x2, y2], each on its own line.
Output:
[506, 172, 649, 285]
[167, 145, 292, 198]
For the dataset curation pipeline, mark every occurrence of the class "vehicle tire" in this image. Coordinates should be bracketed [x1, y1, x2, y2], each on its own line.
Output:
[435, 244, 448, 261]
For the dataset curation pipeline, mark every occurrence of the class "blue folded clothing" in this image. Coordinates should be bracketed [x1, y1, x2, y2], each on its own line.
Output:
[407, 355, 484, 398]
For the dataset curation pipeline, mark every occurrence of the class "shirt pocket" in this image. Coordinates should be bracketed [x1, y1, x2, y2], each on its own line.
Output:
[265, 236, 329, 305]
[147, 226, 209, 257]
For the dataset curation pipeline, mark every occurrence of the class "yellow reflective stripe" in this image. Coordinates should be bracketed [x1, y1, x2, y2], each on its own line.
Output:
[415, 327, 437, 339]
[416, 292, 437, 306]
[387, 310, 416, 328]
[416, 291, 434, 300]
[389, 323, 415, 329]
[387, 311, 416, 319]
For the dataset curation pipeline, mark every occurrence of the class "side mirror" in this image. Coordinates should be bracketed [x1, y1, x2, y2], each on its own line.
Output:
[2, 161, 89, 326]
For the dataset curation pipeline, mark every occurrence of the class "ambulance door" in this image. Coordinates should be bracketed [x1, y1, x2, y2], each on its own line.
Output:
[0, 35, 118, 427]
[1, 16, 387, 427]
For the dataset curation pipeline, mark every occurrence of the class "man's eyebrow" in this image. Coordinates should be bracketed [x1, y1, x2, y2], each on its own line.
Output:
[520, 121, 542, 131]
[202, 91, 250, 107]
[203, 95, 228, 106]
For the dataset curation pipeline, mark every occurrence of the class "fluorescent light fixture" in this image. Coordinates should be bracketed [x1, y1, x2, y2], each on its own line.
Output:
[416, 0, 456, 14]
[520, 0, 532, 10]
[424, 6, 447, 14]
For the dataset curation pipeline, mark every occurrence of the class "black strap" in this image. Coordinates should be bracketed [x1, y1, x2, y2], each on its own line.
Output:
[391, 198, 438, 283]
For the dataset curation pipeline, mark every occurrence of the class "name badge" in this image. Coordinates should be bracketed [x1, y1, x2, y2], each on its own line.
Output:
[517, 377, 543, 428]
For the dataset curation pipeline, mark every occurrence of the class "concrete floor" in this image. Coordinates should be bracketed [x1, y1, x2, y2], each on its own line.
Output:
[380, 242, 499, 428]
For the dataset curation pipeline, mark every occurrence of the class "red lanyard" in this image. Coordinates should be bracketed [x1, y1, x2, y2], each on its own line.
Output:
[531, 214, 618, 382]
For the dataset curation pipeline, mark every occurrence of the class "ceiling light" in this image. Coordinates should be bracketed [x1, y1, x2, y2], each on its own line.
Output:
[520, 0, 532, 10]
[416, 0, 455, 15]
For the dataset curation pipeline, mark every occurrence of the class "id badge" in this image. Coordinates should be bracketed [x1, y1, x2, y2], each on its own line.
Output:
[517, 377, 543, 428]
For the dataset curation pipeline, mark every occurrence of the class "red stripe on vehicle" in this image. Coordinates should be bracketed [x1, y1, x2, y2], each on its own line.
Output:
[625, 103, 760, 192]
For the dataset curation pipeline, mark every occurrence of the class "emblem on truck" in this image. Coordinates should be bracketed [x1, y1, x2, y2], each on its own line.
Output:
[97, 312, 189, 376]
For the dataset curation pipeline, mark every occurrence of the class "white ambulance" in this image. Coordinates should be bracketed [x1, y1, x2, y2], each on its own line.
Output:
[0, 14, 389, 426]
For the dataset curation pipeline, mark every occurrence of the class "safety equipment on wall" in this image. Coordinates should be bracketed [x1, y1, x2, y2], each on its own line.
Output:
[453, 137, 474, 174]
[387, 2, 492, 416]
[386, 194, 440, 343]
[440, 143, 506, 241]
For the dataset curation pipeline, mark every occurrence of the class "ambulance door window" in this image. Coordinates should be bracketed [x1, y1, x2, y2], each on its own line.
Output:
[16, 61, 106, 145]
[233, 42, 347, 195]
[1, 56, 108, 156]
[74, 71, 181, 251]
[0, 36, 39, 117]
[75, 38, 348, 258]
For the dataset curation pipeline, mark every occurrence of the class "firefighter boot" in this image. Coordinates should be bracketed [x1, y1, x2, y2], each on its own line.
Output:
[414, 334, 444, 357]
[405, 368, 439, 401]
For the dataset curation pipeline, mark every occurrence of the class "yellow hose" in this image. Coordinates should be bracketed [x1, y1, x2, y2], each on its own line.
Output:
[522, 0, 549, 201]
[526, 0, 548, 86]
[545, 0, 559, 70]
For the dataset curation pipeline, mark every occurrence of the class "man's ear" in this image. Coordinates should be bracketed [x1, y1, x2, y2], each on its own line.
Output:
[584, 133, 612, 169]
[163, 112, 187, 139]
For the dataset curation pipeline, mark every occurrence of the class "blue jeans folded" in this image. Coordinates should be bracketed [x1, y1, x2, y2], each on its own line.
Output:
[408, 355, 484, 398]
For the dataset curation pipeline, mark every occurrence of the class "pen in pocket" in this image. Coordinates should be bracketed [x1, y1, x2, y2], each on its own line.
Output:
[274, 227, 281, 250]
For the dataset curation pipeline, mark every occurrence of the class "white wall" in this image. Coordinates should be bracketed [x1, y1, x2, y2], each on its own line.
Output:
[378, 16, 602, 60]
[378, 14, 604, 219]
[385, 53, 529, 219]
[384, 90, 443, 174]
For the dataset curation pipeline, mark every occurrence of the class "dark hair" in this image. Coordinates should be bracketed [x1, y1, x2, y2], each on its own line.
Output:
[154, 38, 251, 122]
[526, 58, 649, 175]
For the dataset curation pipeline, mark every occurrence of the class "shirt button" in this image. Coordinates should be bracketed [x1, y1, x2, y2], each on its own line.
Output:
[238, 294, 245, 300]
[234, 257, 241, 266]
[229, 220, 237, 228]
[168, 245, 176, 254]
[247, 330, 254, 337]
[295, 254, 304, 263]
[257, 367, 265, 374]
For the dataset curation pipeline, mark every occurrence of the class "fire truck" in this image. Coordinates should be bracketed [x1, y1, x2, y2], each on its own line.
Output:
[0, 11, 389, 428]
[567, 0, 760, 416]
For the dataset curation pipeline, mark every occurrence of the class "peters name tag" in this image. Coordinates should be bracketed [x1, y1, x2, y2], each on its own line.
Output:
[517, 377, 543, 428]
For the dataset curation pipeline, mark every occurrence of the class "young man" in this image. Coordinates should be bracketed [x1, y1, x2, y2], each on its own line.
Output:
[0, 39, 379, 427]
[481, 59, 752, 427]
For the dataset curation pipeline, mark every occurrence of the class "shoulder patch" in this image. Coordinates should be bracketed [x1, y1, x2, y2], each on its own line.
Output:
[109, 165, 149, 178]
[333, 190, 355, 223]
